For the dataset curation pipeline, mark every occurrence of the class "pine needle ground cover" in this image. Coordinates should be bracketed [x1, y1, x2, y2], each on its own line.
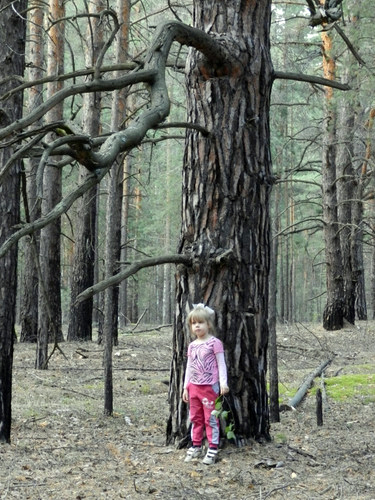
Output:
[1, 323, 375, 499]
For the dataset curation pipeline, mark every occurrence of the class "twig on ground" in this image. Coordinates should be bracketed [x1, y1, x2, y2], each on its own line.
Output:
[122, 324, 172, 334]
[287, 444, 316, 460]
[263, 483, 292, 499]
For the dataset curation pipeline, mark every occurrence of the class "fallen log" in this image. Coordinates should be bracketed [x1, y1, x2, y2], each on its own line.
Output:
[288, 357, 334, 410]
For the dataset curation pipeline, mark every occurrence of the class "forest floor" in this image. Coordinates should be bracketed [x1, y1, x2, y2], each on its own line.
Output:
[1, 321, 375, 499]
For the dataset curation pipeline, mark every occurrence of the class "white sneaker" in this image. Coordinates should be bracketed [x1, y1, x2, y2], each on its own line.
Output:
[184, 446, 202, 462]
[202, 448, 218, 465]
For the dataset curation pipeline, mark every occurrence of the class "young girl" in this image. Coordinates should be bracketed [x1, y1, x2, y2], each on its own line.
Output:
[182, 303, 229, 465]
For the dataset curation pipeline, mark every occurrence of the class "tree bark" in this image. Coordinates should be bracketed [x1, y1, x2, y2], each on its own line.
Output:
[119, 158, 131, 329]
[336, 93, 355, 325]
[36, 0, 65, 368]
[103, 0, 131, 414]
[167, 0, 273, 444]
[20, 1, 45, 343]
[67, 1, 105, 341]
[321, 27, 344, 331]
[352, 108, 372, 320]
[0, 0, 26, 443]
[336, 12, 367, 324]
[269, 194, 280, 423]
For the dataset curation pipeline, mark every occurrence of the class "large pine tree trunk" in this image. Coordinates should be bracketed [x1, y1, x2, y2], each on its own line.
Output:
[352, 113, 368, 320]
[167, 0, 273, 444]
[0, 0, 26, 443]
[322, 114, 344, 330]
[321, 29, 344, 331]
[336, 97, 355, 324]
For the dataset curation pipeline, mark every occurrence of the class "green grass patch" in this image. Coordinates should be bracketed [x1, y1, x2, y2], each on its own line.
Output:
[274, 432, 288, 444]
[83, 381, 104, 390]
[324, 373, 375, 402]
[276, 371, 375, 404]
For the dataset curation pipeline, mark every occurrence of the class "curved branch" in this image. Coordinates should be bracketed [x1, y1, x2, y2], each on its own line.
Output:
[1, 21, 229, 171]
[75, 254, 193, 304]
[0, 69, 157, 141]
[0, 132, 45, 183]
[35, 134, 92, 198]
[86, 22, 231, 170]
[275, 217, 325, 238]
[94, 9, 120, 79]
[0, 20, 233, 256]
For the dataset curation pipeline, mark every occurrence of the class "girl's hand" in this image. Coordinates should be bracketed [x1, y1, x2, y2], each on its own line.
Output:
[182, 388, 189, 403]
[220, 385, 229, 396]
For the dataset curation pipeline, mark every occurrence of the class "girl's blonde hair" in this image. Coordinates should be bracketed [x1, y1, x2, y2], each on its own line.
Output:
[186, 306, 216, 335]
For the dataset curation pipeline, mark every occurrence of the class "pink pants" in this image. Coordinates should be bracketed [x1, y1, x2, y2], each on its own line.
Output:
[187, 383, 220, 448]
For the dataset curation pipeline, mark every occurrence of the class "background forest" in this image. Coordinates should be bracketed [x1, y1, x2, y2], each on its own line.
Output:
[2, 3, 375, 370]
[3, 2, 375, 496]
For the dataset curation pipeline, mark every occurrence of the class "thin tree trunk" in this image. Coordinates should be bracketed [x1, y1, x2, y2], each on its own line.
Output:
[20, 1, 44, 343]
[119, 158, 131, 329]
[289, 200, 295, 322]
[0, 0, 26, 443]
[269, 197, 280, 423]
[129, 184, 142, 323]
[103, 0, 130, 415]
[67, 1, 104, 341]
[279, 238, 285, 322]
[36, 0, 65, 368]
[163, 120, 172, 324]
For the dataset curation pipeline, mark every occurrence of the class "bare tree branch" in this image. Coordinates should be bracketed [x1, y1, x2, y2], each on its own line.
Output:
[75, 254, 193, 304]
[1, 21, 231, 173]
[0, 168, 108, 258]
[0, 20, 234, 257]
[0, 69, 157, 141]
[0, 63, 137, 102]
[332, 23, 366, 67]
[274, 71, 350, 91]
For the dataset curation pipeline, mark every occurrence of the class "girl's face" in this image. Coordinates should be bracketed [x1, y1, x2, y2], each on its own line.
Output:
[190, 318, 209, 339]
